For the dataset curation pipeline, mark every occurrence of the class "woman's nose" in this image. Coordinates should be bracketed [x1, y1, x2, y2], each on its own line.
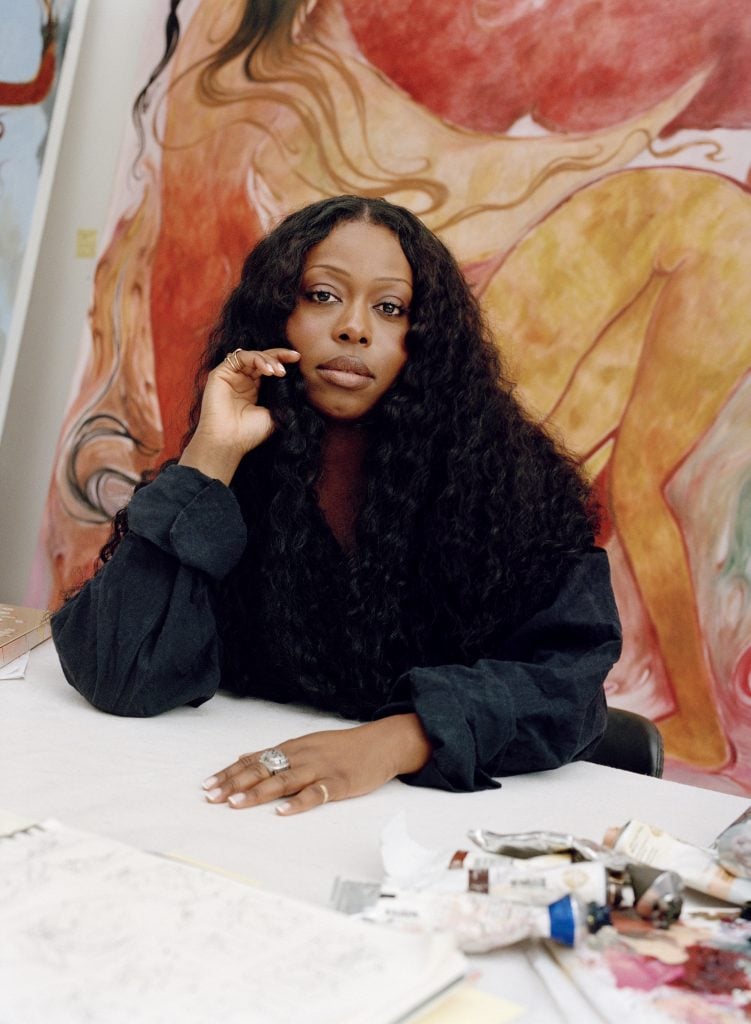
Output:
[337, 328, 369, 345]
[334, 304, 370, 345]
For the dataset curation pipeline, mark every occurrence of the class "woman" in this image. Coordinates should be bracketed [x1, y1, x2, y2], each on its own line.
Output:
[52, 195, 622, 815]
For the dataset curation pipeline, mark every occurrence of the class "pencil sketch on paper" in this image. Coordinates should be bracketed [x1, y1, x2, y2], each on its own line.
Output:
[0, 820, 464, 1024]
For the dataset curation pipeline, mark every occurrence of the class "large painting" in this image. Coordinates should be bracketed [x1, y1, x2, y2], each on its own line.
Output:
[36, 0, 751, 794]
[0, 0, 89, 438]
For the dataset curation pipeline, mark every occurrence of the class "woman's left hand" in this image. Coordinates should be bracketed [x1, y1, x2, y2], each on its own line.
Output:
[202, 714, 432, 815]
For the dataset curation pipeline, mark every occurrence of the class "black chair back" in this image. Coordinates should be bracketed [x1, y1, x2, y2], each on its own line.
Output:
[587, 707, 664, 777]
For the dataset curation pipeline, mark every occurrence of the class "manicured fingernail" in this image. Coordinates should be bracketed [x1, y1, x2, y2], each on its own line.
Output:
[228, 793, 247, 807]
[205, 787, 223, 801]
[276, 802, 291, 815]
[202, 775, 218, 790]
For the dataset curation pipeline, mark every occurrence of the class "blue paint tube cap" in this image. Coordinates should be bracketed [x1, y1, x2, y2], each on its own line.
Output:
[548, 895, 578, 947]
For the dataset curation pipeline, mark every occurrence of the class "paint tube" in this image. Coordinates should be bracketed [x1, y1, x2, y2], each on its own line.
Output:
[627, 863, 684, 926]
[449, 849, 570, 870]
[469, 828, 628, 872]
[712, 807, 751, 880]
[380, 844, 610, 906]
[461, 857, 609, 907]
[362, 891, 607, 954]
[603, 820, 751, 904]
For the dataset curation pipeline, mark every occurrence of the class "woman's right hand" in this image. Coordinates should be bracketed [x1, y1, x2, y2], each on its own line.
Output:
[179, 348, 301, 484]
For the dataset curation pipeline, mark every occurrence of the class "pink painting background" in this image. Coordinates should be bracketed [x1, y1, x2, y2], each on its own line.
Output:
[34, 0, 751, 792]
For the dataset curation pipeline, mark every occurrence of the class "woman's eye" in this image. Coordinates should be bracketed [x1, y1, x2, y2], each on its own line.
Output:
[376, 301, 407, 318]
[306, 290, 338, 304]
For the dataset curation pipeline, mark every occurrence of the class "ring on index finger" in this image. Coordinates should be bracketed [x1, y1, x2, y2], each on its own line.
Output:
[259, 748, 290, 776]
[224, 349, 243, 372]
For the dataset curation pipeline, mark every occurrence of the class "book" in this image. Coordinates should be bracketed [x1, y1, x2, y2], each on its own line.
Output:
[0, 819, 466, 1024]
[0, 603, 51, 668]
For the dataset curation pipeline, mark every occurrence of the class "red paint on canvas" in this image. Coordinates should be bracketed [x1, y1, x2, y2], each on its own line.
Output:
[675, 945, 751, 996]
[343, 0, 751, 135]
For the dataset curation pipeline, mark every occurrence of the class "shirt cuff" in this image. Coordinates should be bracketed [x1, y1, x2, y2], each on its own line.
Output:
[126, 464, 247, 579]
[375, 667, 505, 792]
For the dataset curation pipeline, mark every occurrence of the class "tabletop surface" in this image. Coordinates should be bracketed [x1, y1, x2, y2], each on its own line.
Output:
[4, 640, 749, 1022]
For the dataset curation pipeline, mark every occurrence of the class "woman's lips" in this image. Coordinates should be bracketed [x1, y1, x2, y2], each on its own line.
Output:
[317, 356, 374, 389]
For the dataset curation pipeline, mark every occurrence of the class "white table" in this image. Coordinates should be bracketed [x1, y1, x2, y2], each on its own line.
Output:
[4, 640, 749, 1022]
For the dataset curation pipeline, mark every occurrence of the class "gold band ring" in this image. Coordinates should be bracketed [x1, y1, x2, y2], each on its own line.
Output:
[224, 349, 243, 372]
[317, 782, 330, 805]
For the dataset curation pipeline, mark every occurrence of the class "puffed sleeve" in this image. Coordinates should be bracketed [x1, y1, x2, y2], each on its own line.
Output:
[51, 464, 247, 717]
[374, 547, 622, 791]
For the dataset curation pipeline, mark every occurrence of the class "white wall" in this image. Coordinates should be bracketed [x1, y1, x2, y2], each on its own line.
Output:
[0, 0, 155, 604]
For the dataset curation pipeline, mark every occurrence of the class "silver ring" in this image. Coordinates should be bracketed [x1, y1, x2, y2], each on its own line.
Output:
[259, 748, 290, 775]
[224, 349, 243, 372]
[317, 782, 330, 805]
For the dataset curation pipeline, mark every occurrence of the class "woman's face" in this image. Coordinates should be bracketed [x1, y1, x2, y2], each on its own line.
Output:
[285, 220, 413, 421]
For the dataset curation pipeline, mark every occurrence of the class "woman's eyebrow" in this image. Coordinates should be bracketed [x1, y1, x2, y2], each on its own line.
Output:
[305, 263, 412, 288]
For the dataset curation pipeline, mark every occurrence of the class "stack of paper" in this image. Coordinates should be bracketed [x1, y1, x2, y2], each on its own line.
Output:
[0, 820, 466, 1024]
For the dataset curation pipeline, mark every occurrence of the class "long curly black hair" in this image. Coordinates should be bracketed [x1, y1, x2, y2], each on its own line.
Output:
[103, 195, 597, 718]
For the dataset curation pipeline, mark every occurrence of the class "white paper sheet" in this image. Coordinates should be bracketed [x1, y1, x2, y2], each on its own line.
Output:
[0, 820, 465, 1024]
[0, 651, 28, 678]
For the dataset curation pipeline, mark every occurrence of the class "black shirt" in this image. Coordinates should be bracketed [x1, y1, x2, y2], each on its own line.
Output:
[52, 465, 622, 791]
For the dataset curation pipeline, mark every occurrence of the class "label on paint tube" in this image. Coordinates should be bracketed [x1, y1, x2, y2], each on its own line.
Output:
[605, 820, 751, 904]
[392, 849, 608, 905]
[465, 859, 608, 907]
